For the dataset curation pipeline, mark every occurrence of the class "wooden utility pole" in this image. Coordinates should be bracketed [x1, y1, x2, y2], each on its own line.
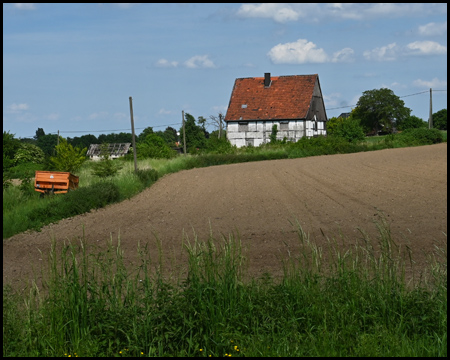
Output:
[429, 88, 433, 129]
[129, 96, 138, 172]
[218, 113, 222, 139]
[182, 110, 186, 156]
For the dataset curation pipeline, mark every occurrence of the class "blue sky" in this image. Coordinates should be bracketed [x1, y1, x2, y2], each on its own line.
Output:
[3, 3, 447, 139]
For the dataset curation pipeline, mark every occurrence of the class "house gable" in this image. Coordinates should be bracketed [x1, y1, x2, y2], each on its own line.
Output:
[224, 74, 326, 122]
[224, 73, 327, 147]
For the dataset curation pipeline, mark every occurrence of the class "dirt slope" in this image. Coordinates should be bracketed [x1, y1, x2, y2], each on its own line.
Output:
[3, 144, 447, 289]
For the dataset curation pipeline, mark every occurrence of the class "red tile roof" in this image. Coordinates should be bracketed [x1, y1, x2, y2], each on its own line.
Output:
[224, 74, 318, 121]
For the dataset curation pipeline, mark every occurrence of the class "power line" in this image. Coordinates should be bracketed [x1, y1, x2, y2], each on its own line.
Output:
[19, 122, 182, 138]
[17, 89, 447, 138]
[325, 89, 447, 111]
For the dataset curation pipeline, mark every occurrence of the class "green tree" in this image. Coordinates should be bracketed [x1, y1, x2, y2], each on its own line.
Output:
[137, 133, 176, 159]
[14, 143, 45, 164]
[98, 132, 132, 144]
[162, 126, 178, 146]
[68, 134, 98, 150]
[204, 134, 234, 154]
[432, 109, 447, 130]
[91, 143, 123, 178]
[37, 133, 58, 156]
[138, 127, 154, 143]
[180, 113, 206, 152]
[353, 88, 411, 135]
[3, 131, 21, 170]
[34, 127, 46, 141]
[270, 124, 278, 143]
[50, 137, 87, 174]
[328, 114, 365, 142]
[397, 115, 427, 131]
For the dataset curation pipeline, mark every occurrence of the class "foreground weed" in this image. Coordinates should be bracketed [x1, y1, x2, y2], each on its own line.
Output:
[3, 219, 447, 357]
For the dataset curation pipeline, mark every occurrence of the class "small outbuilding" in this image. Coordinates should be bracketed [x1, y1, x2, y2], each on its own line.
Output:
[224, 73, 328, 147]
[86, 143, 131, 161]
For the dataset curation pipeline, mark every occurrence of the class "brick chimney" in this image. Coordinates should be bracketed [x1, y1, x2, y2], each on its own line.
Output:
[264, 73, 271, 87]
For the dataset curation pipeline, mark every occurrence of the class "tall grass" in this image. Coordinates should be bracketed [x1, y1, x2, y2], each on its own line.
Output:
[3, 220, 447, 357]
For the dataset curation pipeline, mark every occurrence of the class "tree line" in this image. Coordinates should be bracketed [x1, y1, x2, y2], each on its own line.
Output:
[3, 87, 448, 178]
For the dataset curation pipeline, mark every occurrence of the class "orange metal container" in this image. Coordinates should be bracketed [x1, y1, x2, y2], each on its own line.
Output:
[34, 170, 79, 195]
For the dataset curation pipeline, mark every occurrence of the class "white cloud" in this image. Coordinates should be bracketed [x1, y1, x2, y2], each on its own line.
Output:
[7, 103, 29, 112]
[418, 22, 447, 36]
[46, 113, 60, 121]
[406, 41, 447, 55]
[236, 3, 446, 23]
[156, 55, 216, 69]
[413, 78, 447, 89]
[331, 48, 355, 63]
[236, 3, 303, 23]
[158, 108, 173, 115]
[14, 3, 36, 10]
[183, 55, 216, 69]
[267, 39, 328, 64]
[364, 40, 447, 61]
[323, 93, 342, 108]
[267, 39, 353, 64]
[113, 112, 127, 120]
[156, 58, 179, 68]
[363, 43, 399, 61]
[89, 111, 108, 120]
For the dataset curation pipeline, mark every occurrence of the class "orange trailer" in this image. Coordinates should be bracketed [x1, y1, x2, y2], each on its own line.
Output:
[34, 170, 79, 195]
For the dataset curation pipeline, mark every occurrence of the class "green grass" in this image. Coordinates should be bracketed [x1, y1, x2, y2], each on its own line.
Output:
[3, 219, 447, 357]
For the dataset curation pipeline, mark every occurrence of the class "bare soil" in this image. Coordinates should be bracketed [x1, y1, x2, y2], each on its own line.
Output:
[3, 144, 447, 291]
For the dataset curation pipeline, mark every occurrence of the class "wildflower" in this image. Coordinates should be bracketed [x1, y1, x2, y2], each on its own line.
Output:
[200, 349, 203, 352]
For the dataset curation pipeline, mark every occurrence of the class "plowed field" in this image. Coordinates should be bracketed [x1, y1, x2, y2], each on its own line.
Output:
[3, 144, 447, 290]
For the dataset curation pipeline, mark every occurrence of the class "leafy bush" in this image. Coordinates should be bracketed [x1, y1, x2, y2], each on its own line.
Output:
[134, 168, 159, 187]
[137, 133, 176, 159]
[13, 143, 45, 165]
[91, 144, 124, 178]
[397, 115, 427, 131]
[432, 109, 447, 131]
[26, 182, 121, 225]
[3, 131, 21, 170]
[203, 136, 236, 154]
[50, 137, 87, 174]
[398, 128, 443, 145]
[290, 135, 361, 155]
[329, 118, 365, 143]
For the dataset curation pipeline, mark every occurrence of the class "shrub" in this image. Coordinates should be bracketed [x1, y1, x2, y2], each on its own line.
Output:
[137, 133, 176, 159]
[329, 118, 365, 143]
[397, 115, 427, 131]
[398, 128, 443, 145]
[91, 144, 124, 178]
[50, 137, 87, 174]
[134, 168, 159, 187]
[14, 143, 45, 165]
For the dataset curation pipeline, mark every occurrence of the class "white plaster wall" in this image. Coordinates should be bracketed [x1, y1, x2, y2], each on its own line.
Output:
[227, 120, 322, 147]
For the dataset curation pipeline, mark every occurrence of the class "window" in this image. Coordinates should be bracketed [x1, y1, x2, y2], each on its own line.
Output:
[238, 121, 249, 132]
[280, 121, 289, 131]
